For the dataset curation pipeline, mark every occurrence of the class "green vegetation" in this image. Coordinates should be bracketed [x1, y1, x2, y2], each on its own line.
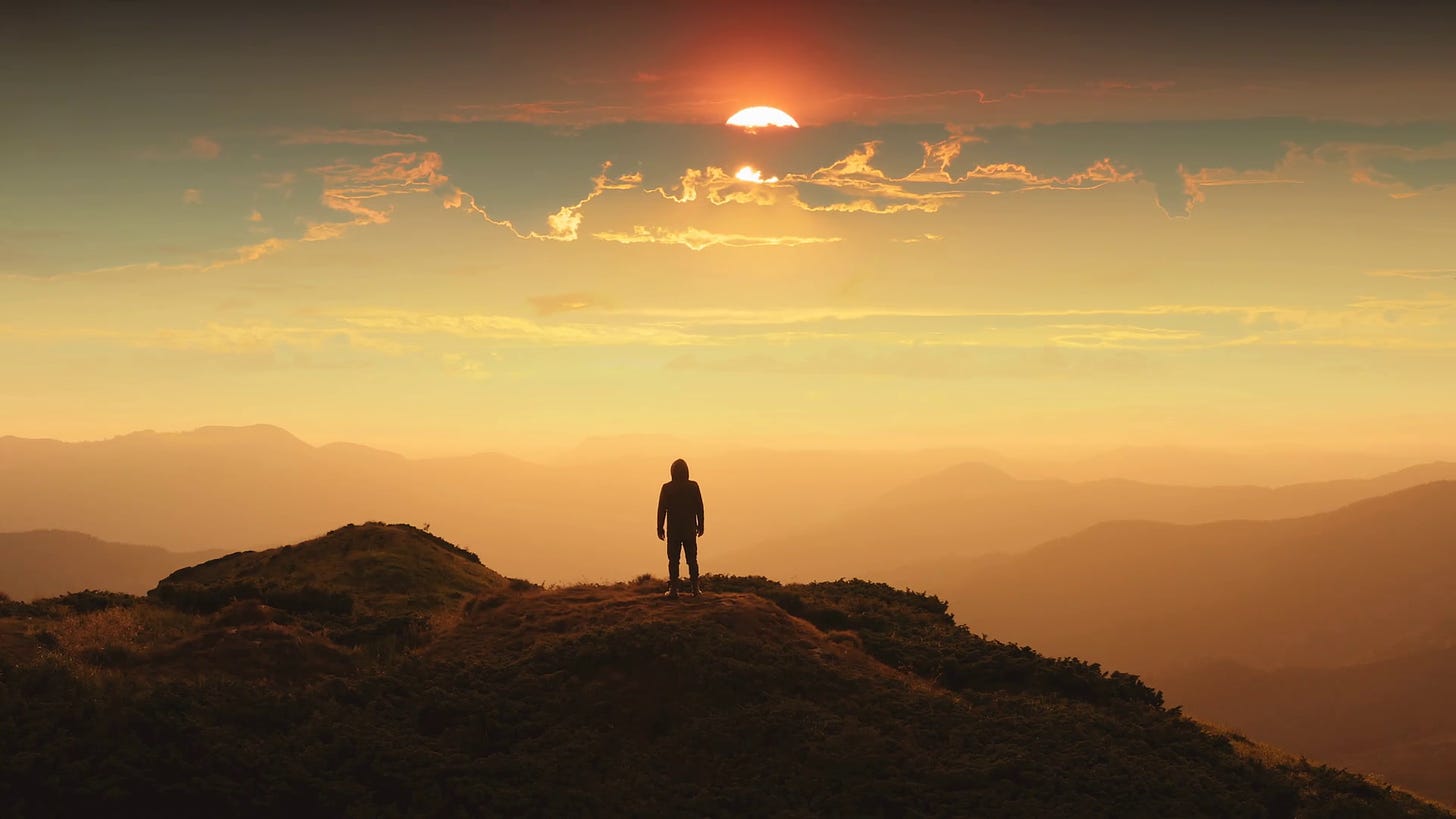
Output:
[0, 526, 1447, 818]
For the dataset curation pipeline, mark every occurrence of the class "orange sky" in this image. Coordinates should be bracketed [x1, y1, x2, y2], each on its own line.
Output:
[2, 0, 1454, 456]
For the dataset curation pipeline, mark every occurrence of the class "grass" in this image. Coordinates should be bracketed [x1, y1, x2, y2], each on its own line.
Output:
[0, 526, 1448, 818]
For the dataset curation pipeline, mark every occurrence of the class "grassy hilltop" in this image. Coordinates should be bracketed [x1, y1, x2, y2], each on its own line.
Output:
[0, 523, 1449, 817]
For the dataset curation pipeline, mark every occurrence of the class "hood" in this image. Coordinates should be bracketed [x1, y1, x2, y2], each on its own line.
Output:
[670, 458, 690, 481]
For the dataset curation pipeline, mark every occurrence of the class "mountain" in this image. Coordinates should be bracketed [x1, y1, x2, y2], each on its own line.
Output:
[937, 480, 1456, 674]
[1054, 445, 1428, 487]
[0, 530, 228, 600]
[720, 459, 1456, 581]
[912, 482, 1456, 806]
[1161, 647, 1456, 806]
[0, 425, 993, 583]
[0, 523, 1445, 816]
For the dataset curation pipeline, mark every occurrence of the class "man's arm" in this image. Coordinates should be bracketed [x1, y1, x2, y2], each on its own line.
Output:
[694, 482, 704, 536]
[656, 484, 668, 540]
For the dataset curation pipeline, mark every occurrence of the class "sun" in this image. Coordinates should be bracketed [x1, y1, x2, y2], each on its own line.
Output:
[735, 166, 779, 184]
[726, 106, 799, 129]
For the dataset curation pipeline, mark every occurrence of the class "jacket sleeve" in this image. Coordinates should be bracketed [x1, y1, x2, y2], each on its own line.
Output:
[657, 484, 668, 531]
[694, 482, 704, 529]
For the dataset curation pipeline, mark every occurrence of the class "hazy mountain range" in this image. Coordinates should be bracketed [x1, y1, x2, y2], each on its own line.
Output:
[0, 425, 991, 582]
[931, 481, 1456, 673]
[719, 460, 1456, 581]
[3, 425, 1444, 587]
[0, 531, 227, 600]
[6, 424, 1455, 804]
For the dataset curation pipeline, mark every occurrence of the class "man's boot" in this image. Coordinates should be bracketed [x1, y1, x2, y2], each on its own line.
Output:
[664, 578, 679, 599]
[690, 576, 701, 597]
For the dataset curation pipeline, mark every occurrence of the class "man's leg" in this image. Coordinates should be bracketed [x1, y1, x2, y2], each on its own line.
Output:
[684, 536, 699, 595]
[666, 538, 683, 597]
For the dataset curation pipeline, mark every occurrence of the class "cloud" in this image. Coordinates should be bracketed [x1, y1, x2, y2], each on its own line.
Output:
[330, 308, 707, 346]
[1365, 268, 1456, 280]
[443, 101, 635, 126]
[443, 163, 641, 241]
[260, 171, 298, 191]
[182, 188, 203, 205]
[1323, 140, 1456, 196]
[1174, 165, 1301, 214]
[530, 292, 605, 315]
[639, 137, 1135, 219]
[188, 136, 222, 159]
[247, 209, 264, 223]
[277, 128, 429, 146]
[441, 352, 490, 380]
[593, 226, 842, 251]
[308, 151, 450, 239]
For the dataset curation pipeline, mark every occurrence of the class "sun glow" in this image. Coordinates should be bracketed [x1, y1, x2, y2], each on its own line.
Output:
[726, 106, 800, 129]
[735, 166, 779, 184]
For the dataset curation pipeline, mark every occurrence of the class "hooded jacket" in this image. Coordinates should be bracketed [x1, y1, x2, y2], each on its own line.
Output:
[657, 458, 704, 538]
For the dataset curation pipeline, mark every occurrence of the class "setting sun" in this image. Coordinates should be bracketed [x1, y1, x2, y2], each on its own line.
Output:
[734, 165, 779, 183]
[726, 106, 799, 128]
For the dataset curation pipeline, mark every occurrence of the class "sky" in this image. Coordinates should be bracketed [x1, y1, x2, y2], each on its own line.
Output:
[3, 0, 1455, 456]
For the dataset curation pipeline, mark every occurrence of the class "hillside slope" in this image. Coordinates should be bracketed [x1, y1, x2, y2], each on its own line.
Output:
[0, 524, 1448, 817]
[0, 530, 228, 600]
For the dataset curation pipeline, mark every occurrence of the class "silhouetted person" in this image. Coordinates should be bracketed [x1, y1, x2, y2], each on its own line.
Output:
[657, 458, 704, 598]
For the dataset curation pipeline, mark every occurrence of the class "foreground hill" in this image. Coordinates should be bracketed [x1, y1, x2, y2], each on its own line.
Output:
[720, 460, 1456, 580]
[0, 530, 228, 600]
[152, 522, 510, 616]
[0, 525, 1447, 816]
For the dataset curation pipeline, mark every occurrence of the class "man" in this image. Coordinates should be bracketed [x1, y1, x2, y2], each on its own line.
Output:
[656, 458, 705, 598]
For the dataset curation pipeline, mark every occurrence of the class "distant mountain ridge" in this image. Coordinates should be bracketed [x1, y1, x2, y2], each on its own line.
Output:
[918, 480, 1456, 807]
[0, 530, 227, 600]
[0, 425, 1014, 582]
[1162, 647, 1456, 806]
[721, 457, 1456, 580]
[942, 480, 1456, 672]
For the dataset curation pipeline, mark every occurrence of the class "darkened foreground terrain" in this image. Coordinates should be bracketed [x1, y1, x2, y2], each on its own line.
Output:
[0, 524, 1448, 817]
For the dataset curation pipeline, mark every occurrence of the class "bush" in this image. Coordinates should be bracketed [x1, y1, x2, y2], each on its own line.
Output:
[151, 582, 353, 616]
[43, 590, 141, 614]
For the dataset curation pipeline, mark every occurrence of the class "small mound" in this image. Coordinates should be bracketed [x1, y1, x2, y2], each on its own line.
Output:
[151, 523, 507, 616]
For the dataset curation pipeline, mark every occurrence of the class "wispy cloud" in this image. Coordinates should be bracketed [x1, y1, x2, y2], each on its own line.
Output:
[1365, 267, 1456, 280]
[1173, 165, 1301, 216]
[443, 164, 641, 241]
[329, 308, 708, 346]
[308, 151, 449, 239]
[441, 352, 491, 380]
[592, 226, 841, 251]
[277, 128, 429, 146]
[187, 136, 222, 159]
[530, 292, 606, 315]
[1318, 140, 1456, 197]
[442, 101, 636, 126]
